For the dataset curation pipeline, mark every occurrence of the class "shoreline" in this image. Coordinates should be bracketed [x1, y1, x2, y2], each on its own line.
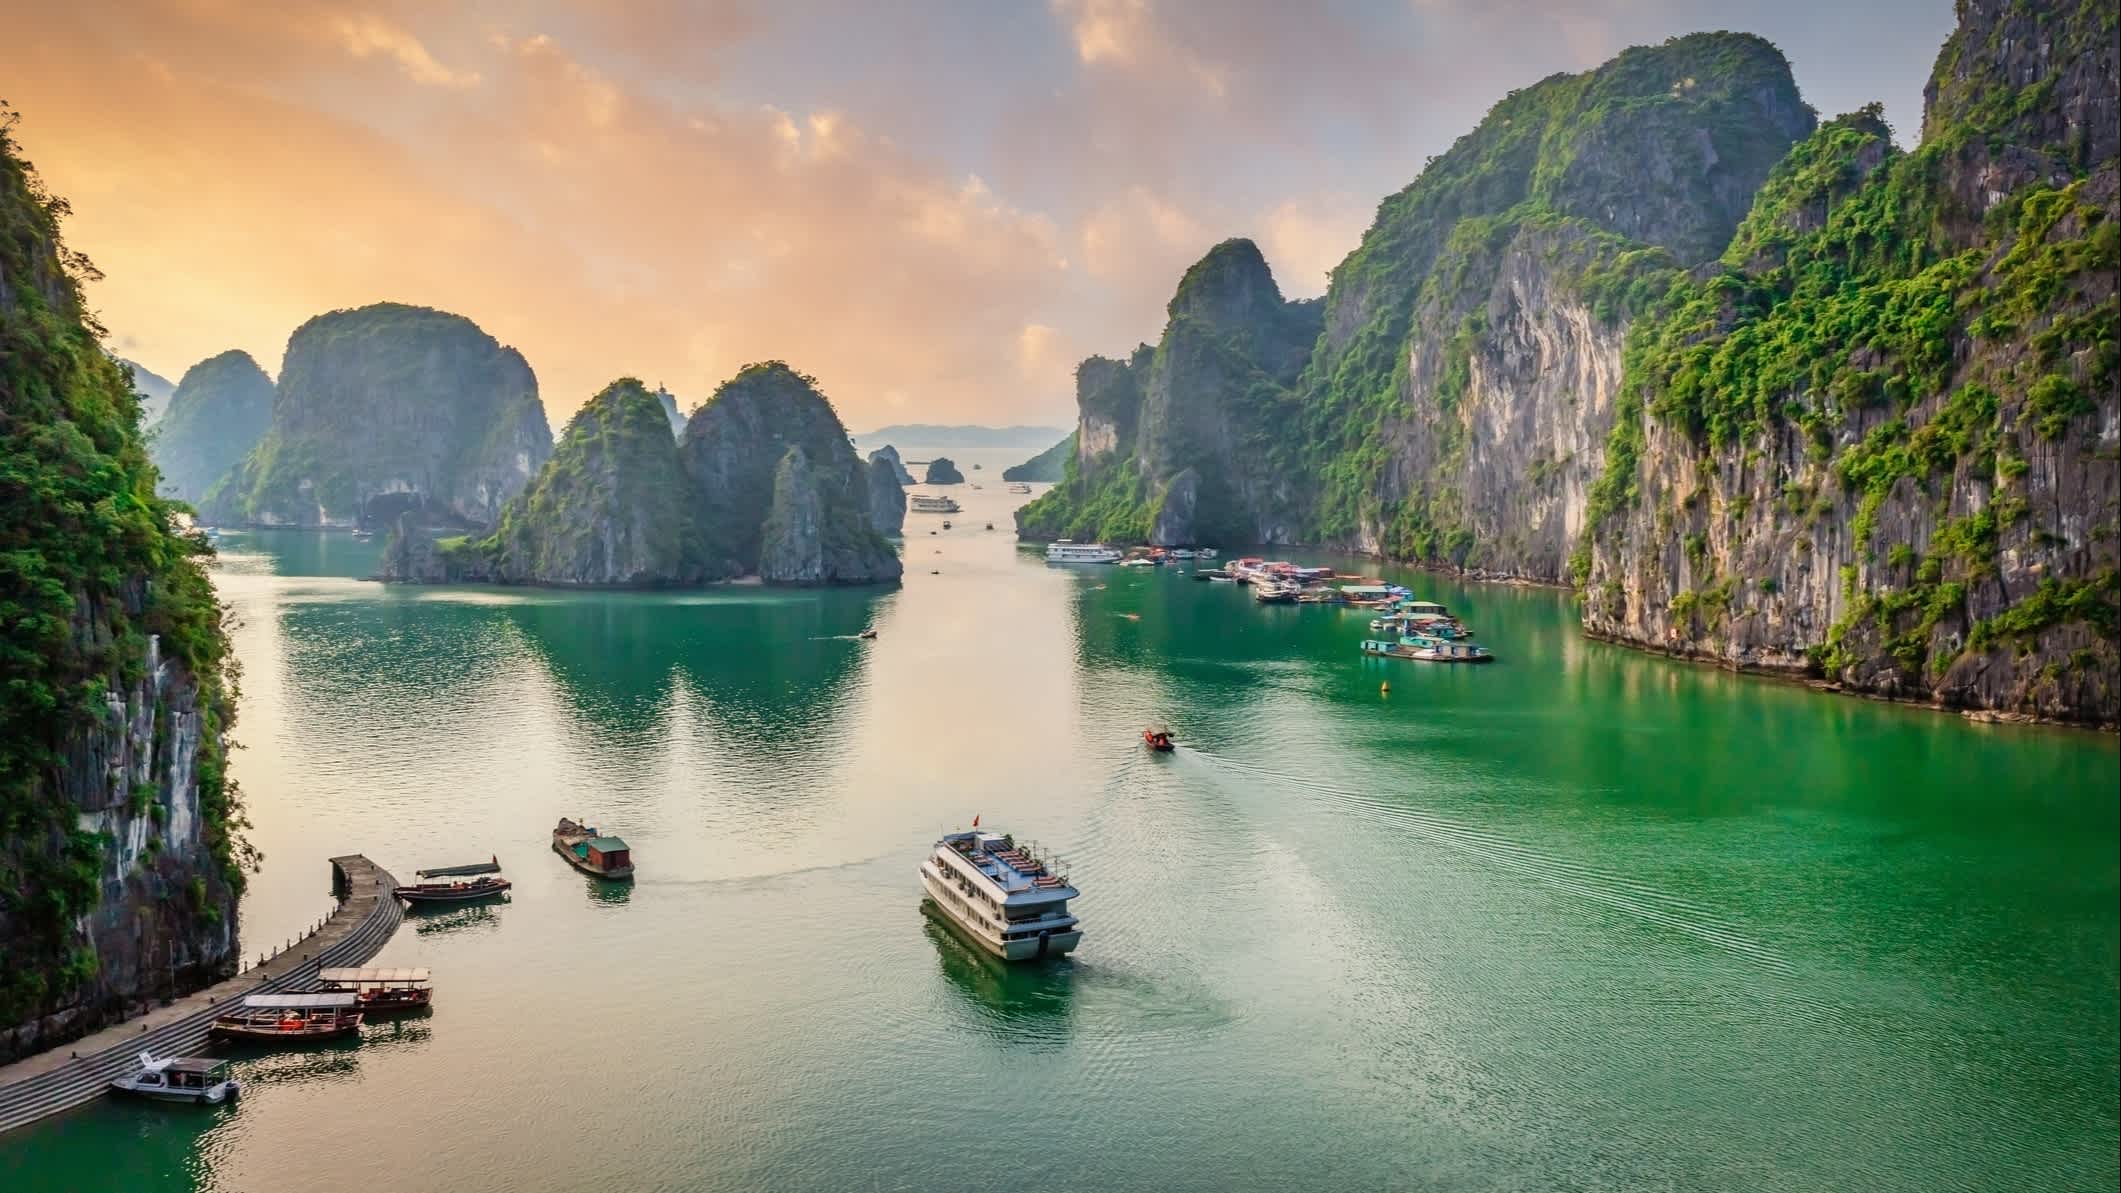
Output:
[1044, 536, 2117, 735]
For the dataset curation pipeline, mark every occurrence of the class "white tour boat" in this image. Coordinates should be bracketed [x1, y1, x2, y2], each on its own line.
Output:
[919, 830, 1082, 961]
[909, 494, 961, 514]
[109, 1052, 241, 1104]
[1045, 540, 1122, 564]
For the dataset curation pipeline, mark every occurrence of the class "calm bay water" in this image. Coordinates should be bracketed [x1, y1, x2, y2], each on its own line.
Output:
[6, 463, 2117, 1192]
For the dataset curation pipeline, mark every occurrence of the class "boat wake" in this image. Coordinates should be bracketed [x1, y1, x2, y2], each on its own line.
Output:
[1188, 751, 1792, 975]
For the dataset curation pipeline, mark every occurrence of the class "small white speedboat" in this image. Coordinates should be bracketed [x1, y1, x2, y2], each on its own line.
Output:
[110, 1051, 241, 1104]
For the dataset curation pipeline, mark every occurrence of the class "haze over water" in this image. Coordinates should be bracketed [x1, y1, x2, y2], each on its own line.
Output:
[6, 469, 2115, 1192]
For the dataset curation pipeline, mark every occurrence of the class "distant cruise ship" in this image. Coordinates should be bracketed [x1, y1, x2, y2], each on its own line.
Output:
[920, 830, 1082, 961]
[909, 494, 960, 514]
[1045, 540, 1122, 564]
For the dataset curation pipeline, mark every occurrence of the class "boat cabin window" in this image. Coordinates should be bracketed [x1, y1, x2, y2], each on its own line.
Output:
[138, 1072, 163, 1086]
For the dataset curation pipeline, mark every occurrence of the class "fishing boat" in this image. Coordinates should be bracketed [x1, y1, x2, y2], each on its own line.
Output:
[553, 818, 635, 879]
[1169, 548, 1197, 559]
[1254, 583, 1298, 604]
[109, 1053, 241, 1103]
[1046, 541, 1122, 564]
[1143, 727, 1174, 752]
[1360, 635, 1495, 663]
[858, 628, 878, 640]
[1118, 556, 1160, 567]
[919, 828, 1082, 962]
[319, 967, 433, 1016]
[1197, 548, 1218, 559]
[1006, 482, 1032, 494]
[397, 858, 512, 905]
[211, 992, 363, 1042]
[350, 528, 375, 541]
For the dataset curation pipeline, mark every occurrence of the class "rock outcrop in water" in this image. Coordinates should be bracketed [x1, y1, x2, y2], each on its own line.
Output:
[683, 363, 901, 583]
[1002, 434, 1073, 482]
[866, 453, 907, 535]
[1018, 12, 2118, 723]
[1017, 238, 1323, 545]
[0, 118, 244, 1060]
[385, 364, 902, 586]
[208, 303, 552, 529]
[869, 443, 915, 485]
[382, 379, 703, 585]
[150, 349, 275, 506]
[923, 456, 965, 485]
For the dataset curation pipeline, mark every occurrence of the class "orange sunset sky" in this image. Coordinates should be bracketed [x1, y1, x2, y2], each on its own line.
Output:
[5, 0, 1952, 427]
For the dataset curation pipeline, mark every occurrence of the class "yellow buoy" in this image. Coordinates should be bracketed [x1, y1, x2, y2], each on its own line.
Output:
[1380, 681, 1390, 694]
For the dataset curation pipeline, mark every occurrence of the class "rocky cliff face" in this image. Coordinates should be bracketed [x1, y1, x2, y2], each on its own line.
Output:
[1017, 239, 1322, 545]
[1, 121, 243, 1059]
[382, 379, 703, 586]
[655, 385, 686, 437]
[1002, 434, 1073, 482]
[869, 444, 915, 485]
[150, 349, 275, 505]
[210, 303, 552, 528]
[867, 453, 907, 534]
[924, 456, 965, 485]
[681, 362, 901, 583]
[1582, 1, 2120, 723]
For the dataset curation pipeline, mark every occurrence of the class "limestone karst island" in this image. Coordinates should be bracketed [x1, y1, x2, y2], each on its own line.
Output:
[1, 2, 2115, 1190]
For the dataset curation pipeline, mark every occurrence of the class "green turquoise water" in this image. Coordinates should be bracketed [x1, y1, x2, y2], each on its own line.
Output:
[5, 474, 2116, 1192]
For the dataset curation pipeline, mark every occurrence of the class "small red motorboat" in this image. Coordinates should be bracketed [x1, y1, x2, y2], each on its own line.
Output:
[1143, 728, 1174, 752]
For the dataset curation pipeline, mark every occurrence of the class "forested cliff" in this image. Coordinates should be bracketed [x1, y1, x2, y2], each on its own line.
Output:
[1, 112, 246, 1060]
[1020, 4, 2117, 723]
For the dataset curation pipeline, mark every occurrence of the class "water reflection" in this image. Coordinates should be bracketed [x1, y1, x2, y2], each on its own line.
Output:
[222, 1036, 363, 1089]
[922, 905, 1075, 1050]
[584, 874, 633, 907]
[408, 902, 507, 937]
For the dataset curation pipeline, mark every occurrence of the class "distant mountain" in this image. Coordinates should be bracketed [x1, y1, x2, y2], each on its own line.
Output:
[852, 423, 1068, 450]
[117, 357, 176, 425]
[1002, 433, 1074, 483]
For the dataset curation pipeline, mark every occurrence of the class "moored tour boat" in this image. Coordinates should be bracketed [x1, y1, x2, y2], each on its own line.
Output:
[909, 493, 961, 514]
[553, 818, 635, 879]
[398, 857, 511, 905]
[919, 829, 1082, 962]
[109, 1053, 240, 1103]
[1360, 635, 1495, 663]
[319, 966, 433, 1015]
[211, 992, 363, 1043]
[1045, 540, 1123, 564]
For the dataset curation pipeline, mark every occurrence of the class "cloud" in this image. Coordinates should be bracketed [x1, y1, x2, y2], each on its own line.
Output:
[327, 12, 481, 88]
[1259, 195, 1372, 298]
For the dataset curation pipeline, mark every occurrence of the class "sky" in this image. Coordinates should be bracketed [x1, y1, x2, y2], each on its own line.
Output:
[5, 0, 1955, 429]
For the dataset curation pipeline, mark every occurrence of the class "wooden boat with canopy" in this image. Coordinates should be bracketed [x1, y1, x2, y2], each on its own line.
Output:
[397, 857, 512, 905]
[318, 966, 433, 1015]
[211, 992, 363, 1042]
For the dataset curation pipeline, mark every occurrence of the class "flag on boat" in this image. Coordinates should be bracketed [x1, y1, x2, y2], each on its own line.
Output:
[972, 814, 980, 828]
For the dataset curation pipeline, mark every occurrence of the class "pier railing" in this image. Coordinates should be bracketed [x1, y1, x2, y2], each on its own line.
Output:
[0, 855, 401, 1136]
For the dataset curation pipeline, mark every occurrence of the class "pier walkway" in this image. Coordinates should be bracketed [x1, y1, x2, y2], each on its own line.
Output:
[0, 855, 401, 1135]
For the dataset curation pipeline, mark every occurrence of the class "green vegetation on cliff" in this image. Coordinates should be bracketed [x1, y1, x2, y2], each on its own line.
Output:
[1002, 434, 1073, 483]
[213, 302, 549, 528]
[418, 379, 702, 586]
[1293, 32, 1813, 557]
[151, 349, 275, 504]
[1, 108, 245, 1022]
[1580, 0, 2118, 716]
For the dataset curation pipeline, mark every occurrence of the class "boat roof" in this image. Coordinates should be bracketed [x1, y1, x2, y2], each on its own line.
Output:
[417, 860, 501, 877]
[585, 837, 628, 851]
[936, 831, 1078, 905]
[319, 967, 431, 984]
[242, 992, 358, 1009]
[1340, 585, 1395, 596]
[165, 1057, 228, 1074]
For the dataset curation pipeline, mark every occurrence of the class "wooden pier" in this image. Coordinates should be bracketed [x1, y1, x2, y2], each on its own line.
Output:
[0, 855, 402, 1136]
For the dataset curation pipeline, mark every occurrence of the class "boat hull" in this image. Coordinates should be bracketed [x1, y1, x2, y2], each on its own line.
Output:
[919, 867, 1080, 962]
[397, 880, 511, 905]
[211, 1019, 362, 1043]
[109, 1081, 238, 1104]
